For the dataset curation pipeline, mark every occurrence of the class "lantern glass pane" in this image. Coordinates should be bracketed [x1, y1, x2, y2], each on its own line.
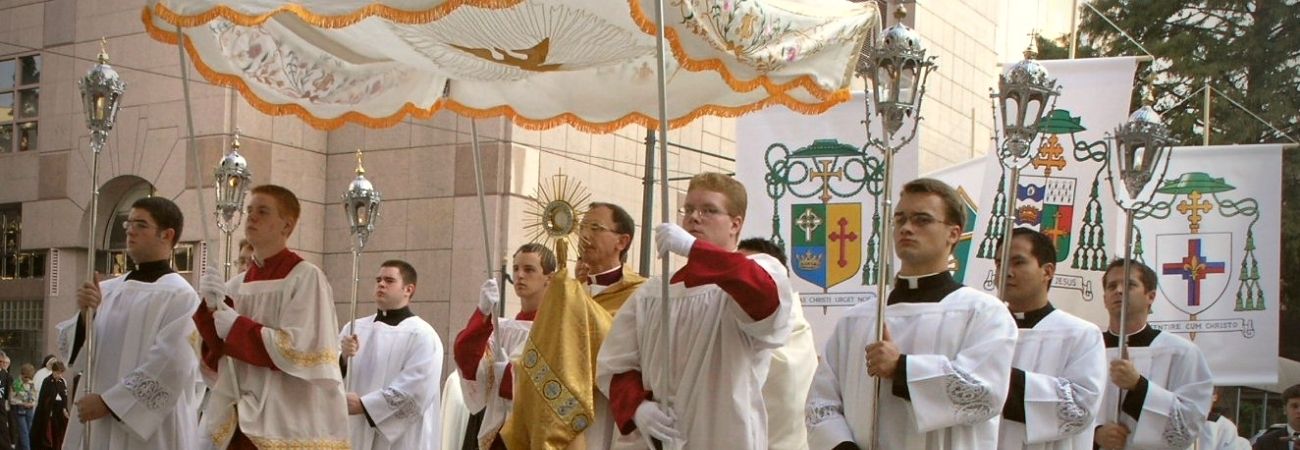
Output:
[1023, 98, 1042, 131]
[1001, 97, 1016, 128]
[873, 65, 891, 103]
[899, 69, 916, 106]
[358, 204, 370, 226]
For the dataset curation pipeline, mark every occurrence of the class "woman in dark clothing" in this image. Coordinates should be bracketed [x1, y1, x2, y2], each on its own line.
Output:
[30, 361, 67, 450]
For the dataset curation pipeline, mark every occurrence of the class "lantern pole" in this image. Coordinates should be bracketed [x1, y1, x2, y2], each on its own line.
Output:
[992, 38, 1061, 297]
[76, 37, 125, 450]
[1101, 93, 1174, 449]
[342, 149, 382, 388]
[856, 5, 936, 449]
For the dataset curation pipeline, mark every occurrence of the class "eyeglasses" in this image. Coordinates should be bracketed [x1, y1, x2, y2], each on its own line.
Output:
[891, 213, 955, 228]
[678, 205, 727, 219]
[121, 220, 156, 231]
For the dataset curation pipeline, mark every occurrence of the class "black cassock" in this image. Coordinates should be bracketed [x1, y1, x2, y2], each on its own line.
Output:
[30, 375, 67, 450]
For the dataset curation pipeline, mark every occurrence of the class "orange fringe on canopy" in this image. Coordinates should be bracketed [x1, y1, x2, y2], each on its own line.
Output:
[143, 7, 851, 133]
[624, 0, 874, 103]
[150, 0, 522, 28]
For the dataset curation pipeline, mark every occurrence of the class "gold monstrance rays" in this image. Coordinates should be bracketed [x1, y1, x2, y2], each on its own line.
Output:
[523, 174, 590, 269]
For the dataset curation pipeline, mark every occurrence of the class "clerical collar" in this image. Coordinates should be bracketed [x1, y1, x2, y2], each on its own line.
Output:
[516, 310, 537, 321]
[887, 271, 962, 305]
[1208, 409, 1222, 422]
[1011, 303, 1055, 329]
[588, 266, 623, 286]
[125, 260, 174, 283]
[374, 306, 414, 326]
[245, 249, 303, 282]
[1103, 325, 1161, 348]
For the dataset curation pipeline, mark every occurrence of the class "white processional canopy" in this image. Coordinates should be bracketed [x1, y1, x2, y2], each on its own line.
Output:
[142, 0, 880, 131]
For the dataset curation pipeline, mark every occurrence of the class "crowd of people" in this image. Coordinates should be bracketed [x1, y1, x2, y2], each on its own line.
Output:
[0, 172, 1294, 450]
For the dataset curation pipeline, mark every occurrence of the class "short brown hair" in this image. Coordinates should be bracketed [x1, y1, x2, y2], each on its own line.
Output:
[515, 243, 557, 275]
[251, 185, 301, 223]
[50, 360, 66, 373]
[1104, 258, 1158, 293]
[1283, 384, 1300, 403]
[381, 259, 418, 287]
[687, 172, 747, 217]
[901, 178, 965, 230]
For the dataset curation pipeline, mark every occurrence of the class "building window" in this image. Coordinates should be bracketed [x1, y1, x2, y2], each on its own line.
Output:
[0, 205, 45, 280]
[0, 300, 44, 367]
[0, 54, 39, 153]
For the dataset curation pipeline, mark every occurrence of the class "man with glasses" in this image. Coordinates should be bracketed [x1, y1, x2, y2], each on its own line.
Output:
[598, 172, 794, 449]
[58, 196, 201, 449]
[194, 185, 347, 449]
[807, 178, 1017, 449]
[489, 203, 647, 449]
[577, 202, 646, 315]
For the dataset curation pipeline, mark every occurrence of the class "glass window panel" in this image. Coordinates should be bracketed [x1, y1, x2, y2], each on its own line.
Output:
[0, 125, 11, 153]
[18, 89, 37, 118]
[17, 122, 35, 152]
[0, 60, 13, 90]
[19, 55, 39, 85]
[0, 92, 13, 122]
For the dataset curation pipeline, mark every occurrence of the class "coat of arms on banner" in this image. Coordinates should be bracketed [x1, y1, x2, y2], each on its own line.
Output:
[791, 203, 862, 291]
[763, 139, 880, 302]
[974, 109, 1111, 301]
[1136, 171, 1265, 339]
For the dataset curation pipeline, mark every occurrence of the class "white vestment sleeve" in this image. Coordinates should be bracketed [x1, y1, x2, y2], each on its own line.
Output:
[596, 289, 644, 395]
[360, 331, 445, 443]
[805, 319, 857, 449]
[724, 255, 793, 352]
[1022, 329, 1106, 443]
[100, 291, 201, 441]
[904, 301, 1017, 432]
[1128, 355, 1213, 450]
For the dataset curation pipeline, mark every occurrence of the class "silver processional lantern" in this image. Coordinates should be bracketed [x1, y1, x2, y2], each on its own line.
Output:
[342, 149, 381, 388]
[995, 40, 1061, 166]
[861, 4, 936, 138]
[214, 129, 253, 276]
[76, 37, 125, 450]
[1106, 101, 1173, 360]
[80, 39, 126, 147]
[992, 39, 1062, 298]
[856, 5, 936, 450]
[343, 149, 382, 248]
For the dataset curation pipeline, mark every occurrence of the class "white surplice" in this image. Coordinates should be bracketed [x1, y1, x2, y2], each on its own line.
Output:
[806, 285, 1017, 450]
[341, 313, 444, 450]
[1096, 328, 1213, 450]
[596, 253, 793, 450]
[199, 260, 349, 449]
[1198, 414, 1251, 450]
[997, 308, 1107, 450]
[57, 273, 201, 450]
[764, 293, 817, 450]
[459, 318, 532, 448]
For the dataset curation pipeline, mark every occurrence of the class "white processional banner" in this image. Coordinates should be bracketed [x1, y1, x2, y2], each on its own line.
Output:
[736, 92, 919, 350]
[964, 57, 1139, 326]
[1124, 144, 1281, 385]
[924, 155, 988, 284]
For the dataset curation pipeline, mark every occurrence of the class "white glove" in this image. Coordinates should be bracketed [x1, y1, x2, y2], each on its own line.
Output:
[634, 400, 684, 449]
[478, 279, 499, 315]
[213, 307, 238, 339]
[655, 223, 696, 257]
[200, 271, 227, 310]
